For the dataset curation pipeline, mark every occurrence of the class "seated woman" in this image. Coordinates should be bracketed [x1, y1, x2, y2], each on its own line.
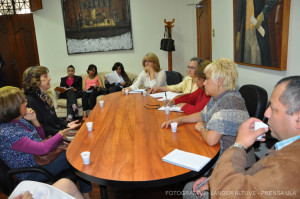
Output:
[0, 86, 92, 198]
[23, 66, 81, 137]
[104, 62, 131, 93]
[150, 57, 202, 94]
[165, 60, 211, 115]
[59, 65, 82, 122]
[82, 64, 104, 120]
[122, 52, 167, 93]
[161, 58, 256, 198]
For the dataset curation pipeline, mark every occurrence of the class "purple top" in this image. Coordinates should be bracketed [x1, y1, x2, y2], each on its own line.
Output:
[10, 119, 63, 155]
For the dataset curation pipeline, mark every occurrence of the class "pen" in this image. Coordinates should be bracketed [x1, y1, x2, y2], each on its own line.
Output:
[165, 92, 167, 101]
[195, 177, 210, 190]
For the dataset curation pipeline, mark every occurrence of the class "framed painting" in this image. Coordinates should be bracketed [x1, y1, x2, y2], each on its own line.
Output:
[61, 0, 133, 54]
[233, 0, 290, 71]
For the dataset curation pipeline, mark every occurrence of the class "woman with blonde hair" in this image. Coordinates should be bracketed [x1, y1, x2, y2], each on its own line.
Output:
[23, 66, 80, 137]
[122, 52, 166, 93]
[162, 58, 256, 199]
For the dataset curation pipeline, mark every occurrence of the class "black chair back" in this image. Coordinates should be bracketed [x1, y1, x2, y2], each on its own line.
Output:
[165, 71, 183, 85]
[239, 84, 268, 120]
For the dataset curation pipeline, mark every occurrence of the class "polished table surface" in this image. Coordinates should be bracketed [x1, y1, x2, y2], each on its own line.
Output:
[66, 92, 220, 188]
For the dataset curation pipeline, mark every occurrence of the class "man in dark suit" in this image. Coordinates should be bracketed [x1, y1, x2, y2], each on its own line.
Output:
[59, 65, 82, 121]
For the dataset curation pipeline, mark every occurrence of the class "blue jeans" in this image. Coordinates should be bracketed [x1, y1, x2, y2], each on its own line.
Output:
[26, 151, 92, 193]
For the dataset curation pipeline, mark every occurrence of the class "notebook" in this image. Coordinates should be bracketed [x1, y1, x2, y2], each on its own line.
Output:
[162, 149, 211, 172]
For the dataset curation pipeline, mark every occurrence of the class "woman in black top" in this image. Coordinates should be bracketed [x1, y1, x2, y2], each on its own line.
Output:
[104, 62, 131, 93]
[59, 65, 82, 121]
[23, 66, 81, 137]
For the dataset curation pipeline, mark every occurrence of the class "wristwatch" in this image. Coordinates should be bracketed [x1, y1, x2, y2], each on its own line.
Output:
[230, 142, 246, 151]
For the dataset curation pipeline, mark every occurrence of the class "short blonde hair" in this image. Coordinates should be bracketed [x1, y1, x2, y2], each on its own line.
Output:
[142, 52, 161, 72]
[204, 58, 238, 90]
[0, 86, 26, 123]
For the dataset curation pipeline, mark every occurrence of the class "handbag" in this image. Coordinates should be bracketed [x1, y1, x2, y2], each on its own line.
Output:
[34, 140, 69, 166]
[160, 27, 175, 52]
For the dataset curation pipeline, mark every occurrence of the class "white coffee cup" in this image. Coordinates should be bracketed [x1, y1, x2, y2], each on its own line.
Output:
[99, 100, 104, 107]
[143, 90, 146, 96]
[165, 106, 170, 114]
[81, 151, 90, 165]
[86, 122, 93, 131]
[170, 122, 178, 133]
[254, 122, 268, 140]
[125, 89, 129, 95]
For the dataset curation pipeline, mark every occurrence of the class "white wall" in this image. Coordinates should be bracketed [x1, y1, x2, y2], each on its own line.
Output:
[211, 0, 300, 97]
[33, 0, 198, 84]
[33, 0, 300, 96]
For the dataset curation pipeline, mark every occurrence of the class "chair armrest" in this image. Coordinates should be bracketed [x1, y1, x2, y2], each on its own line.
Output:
[7, 166, 56, 183]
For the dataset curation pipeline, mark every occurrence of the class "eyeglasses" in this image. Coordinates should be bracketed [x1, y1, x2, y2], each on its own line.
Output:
[145, 60, 153, 63]
[187, 66, 197, 70]
[144, 104, 160, 110]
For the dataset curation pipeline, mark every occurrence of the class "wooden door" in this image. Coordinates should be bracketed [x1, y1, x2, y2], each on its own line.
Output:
[196, 0, 212, 60]
[0, 14, 39, 88]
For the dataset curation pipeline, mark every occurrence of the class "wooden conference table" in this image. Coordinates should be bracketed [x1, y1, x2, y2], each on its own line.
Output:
[66, 91, 220, 198]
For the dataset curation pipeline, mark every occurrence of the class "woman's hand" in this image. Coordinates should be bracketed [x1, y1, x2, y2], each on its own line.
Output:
[163, 99, 175, 107]
[13, 191, 33, 199]
[122, 87, 131, 94]
[161, 117, 181, 128]
[23, 108, 36, 121]
[67, 120, 81, 129]
[195, 121, 205, 133]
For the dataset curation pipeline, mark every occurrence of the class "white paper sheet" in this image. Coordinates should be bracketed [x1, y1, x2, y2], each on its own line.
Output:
[158, 106, 184, 112]
[149, 91, 181, 101]
[105, 70, 121, 84]
[162, 149, 211, 172]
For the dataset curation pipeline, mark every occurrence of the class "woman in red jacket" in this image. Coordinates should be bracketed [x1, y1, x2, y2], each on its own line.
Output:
[165, 60, 211, 114]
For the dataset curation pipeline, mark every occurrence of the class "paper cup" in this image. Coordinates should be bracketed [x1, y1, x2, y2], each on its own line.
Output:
[165, 106, 170, 114]
[143, 90, 146, 96]
[99, 100, 104, 107]
[81, 151, 90, 165]
[125, 89, 129, 95]
[254, 122, 268, 140]
[86, 122, 93, 131]
[170, 122, 178, 133]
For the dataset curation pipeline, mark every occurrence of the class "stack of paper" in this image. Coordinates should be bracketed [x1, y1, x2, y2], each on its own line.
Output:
[129, 89, 145, 94]
[150, 91, 181, 101]
[162, 149, 211, 172]
[158, 106, 184, 112]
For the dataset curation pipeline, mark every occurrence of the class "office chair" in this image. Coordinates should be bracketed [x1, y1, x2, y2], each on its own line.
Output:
[239, 84, 268, 120]
[165, 71, 183, 85]
[239, 84, 268, 157]
[0, 158, 55, 195]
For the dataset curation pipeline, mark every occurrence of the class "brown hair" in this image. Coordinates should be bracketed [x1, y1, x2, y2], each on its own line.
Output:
[23, 66, 49, 94]
[194, 60, 212, 80]
[0, 86, 26, 123]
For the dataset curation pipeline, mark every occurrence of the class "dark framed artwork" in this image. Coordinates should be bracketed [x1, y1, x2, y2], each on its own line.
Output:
[61, 0, 133, 54]
[233, 0, 290, 71]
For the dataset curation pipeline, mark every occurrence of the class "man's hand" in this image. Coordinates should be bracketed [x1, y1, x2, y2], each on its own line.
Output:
[235, 117, 268, 149]
[192, 177, 210, 198]
[67, 120, 81, 129]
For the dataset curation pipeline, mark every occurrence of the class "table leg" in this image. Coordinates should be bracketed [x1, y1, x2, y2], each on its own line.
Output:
[100, 185, 108, 199]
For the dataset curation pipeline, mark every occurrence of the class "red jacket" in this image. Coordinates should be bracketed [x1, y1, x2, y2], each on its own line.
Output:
[174, 88, 211, 114]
